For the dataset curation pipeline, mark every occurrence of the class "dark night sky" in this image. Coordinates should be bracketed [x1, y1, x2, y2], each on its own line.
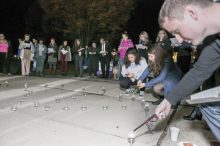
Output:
[128, 0, 163, 43]
[0, 0, 163, 44]
[0, 0, 36, 39]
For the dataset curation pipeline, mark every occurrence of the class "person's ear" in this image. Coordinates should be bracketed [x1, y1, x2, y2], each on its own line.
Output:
[185, 5, 198, 21]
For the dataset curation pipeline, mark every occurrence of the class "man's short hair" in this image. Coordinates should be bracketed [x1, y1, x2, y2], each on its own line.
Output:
[158, 0, 213, 28]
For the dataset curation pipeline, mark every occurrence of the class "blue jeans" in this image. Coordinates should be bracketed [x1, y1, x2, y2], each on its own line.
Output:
[36, 56, 45, 73]
[199, 102, 220, 141]
[118, 58, 124, 80]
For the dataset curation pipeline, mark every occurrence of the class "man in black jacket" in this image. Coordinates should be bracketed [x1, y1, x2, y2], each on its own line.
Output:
[156, 0, 220, 141]
[98, 38, 112, 79]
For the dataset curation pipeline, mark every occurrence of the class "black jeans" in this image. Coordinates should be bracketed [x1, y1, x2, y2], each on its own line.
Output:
[120, 77, 145, 91]
[74, 54, 84, 76]
[89, 55, 98, 76]
[100, 56, 110, 77]
[0, 53, 10, 73]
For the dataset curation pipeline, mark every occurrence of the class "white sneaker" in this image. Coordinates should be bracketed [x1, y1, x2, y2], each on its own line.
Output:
[125, 89, 131, 96]
[138, 91, 144, 99]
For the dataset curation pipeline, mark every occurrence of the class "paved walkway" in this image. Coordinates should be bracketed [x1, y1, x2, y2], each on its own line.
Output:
[0, 76, 216, 146]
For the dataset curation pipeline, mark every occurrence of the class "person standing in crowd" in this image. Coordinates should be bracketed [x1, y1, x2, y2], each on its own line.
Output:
[155, 0, 220, 141]
[31, 38, 38, 75]
[16, 38, 22, 75]
[19, 34, 34, 76]
[88, 42, 99, 78]
[72, 39, 84, 77]
[111, 48, 119, 68]
[47, 38, 58, 75]
[0, 33, 9, 75]
[6, 38, 13, 76]
[111, 48, 119, 80]
[35, 39, 47, 76]
[155, 30, 172, 55]
[136, 31, 152, 61]
[83, 45, 90, 72]
[118, 31, 134, 80]
[98, 38, 112, 79]
[138, 45, 183, 105]
[58, 40, 71, 75]
[120, 48, 148, 98]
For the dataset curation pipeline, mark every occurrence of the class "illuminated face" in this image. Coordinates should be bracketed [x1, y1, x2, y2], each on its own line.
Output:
[50, 39, 55, 44]
[158, 30, 166, 39]
[122, 34, 128, 40]
[128, 54, 135, 63]
[100, 38, 104, 44]
[63, 41, 68, 46]
[140, 35, 145, 41]
[148, 53, 155, 63]
[76, 40, 80, 46]
[18, 38, 22, 43]
[163, 7, 206, 45]
[39, 40, 43, 44]
[32, 39, 37, 43]
[25, 35, 30, 41]
[0, 34, 4, 40]
[92, 43, 96, 48]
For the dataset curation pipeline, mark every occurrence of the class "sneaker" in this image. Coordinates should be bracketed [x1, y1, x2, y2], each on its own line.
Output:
[125, 89, 131, 96]
[139, 91, 144, 98]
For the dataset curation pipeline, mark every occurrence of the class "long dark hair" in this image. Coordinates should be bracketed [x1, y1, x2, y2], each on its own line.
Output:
[74, 38, 81, 48]
[148, 45, 168, 76]
[124, 48, 141, 68]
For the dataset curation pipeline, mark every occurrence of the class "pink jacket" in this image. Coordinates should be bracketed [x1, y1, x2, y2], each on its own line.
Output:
[0, 43, 9, 53]
[118, 39, 134, 59]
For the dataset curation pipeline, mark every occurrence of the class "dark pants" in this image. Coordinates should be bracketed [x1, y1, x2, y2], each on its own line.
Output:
[100, 56, 110, 78]
[0, 53, 10, 73]
[16, 59, 21, 74]
[61, 54, 68, 73]
[120, 77, 145, 91]
[89, 55, 98, 76]
[177, 55, 191, 74]
[74, 55, 84, 77]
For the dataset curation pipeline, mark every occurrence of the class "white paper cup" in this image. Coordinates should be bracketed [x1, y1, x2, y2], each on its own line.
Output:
[170, 127, 180, 142]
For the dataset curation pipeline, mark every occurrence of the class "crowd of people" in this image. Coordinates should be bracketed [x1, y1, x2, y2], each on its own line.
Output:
[0, 30, 202, 106]
[0, 30, 195, 79]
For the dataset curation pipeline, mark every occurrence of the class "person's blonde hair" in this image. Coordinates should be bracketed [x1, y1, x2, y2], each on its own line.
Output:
[155, 30, 168, 44]
[158, 0, 213, 28]
[139, 31, 150, 44]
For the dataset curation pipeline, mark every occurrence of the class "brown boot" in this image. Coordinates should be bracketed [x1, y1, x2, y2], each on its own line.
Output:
[52, 68, 56, 75]
[49, 68, 53, 75]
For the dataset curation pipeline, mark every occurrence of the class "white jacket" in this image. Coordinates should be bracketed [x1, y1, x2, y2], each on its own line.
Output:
[121, 57, 148, 82]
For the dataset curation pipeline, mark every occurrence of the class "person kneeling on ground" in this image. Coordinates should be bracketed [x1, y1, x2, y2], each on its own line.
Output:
[120, 48, 148, 98]
[138, 45, 183, 105]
